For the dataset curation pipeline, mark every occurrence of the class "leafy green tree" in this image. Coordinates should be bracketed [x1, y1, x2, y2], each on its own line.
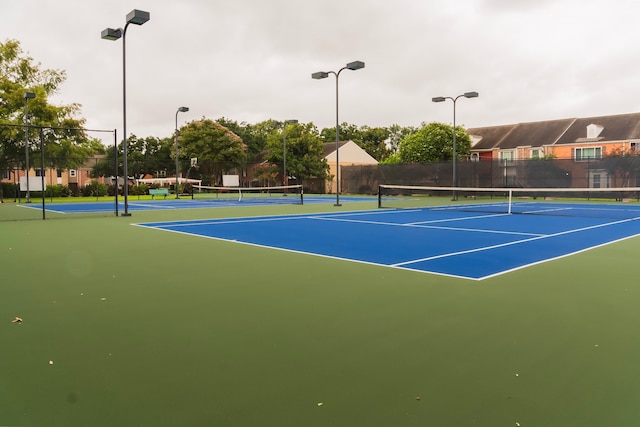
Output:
[357, 126, 391, 161]
[178, 119, 245, 185]
[126, 135, 174, 178]
[397, 122, 471, 163]
[0, 39, 99, 174]
[320, 122, 361, 145]
[599, 148, 640, 188]
[387, 124, 416, 155]
[216, 117, 272, 159]
[265, 122, 328, 181]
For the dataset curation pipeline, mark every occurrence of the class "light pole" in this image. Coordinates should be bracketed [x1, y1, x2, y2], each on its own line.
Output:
[432, 91, 478, 200]
[175, 106, 189, 198]
[280, 119, 298, 190]
[24, 92, 35, 203]
[102, 9, 150, 216]
[312, 60, 365, 206]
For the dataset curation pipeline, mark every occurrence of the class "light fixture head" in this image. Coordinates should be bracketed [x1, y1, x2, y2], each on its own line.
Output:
[312, 71, 329, 79]
[285, 119, 298, 124]
[126, 9, 150, 25]
[101, 28, 122, 40]
[24, 92, 36, 100]
[346, 60, 365, 71]
[464, 91, 479, 98]
[178, 106, 189, 113]
[432, 97, 446, 103]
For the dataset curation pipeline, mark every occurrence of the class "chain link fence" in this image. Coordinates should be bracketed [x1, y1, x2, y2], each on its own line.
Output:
[341, 157, 640, 195]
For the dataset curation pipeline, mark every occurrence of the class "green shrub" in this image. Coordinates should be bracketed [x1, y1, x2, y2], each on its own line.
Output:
[45, 185, 71, 198]
[1, 182, 18, 199]
[82, 180, 108, 197]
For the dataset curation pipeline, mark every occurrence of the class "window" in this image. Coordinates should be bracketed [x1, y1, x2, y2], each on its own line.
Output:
[69, 170, 77, 178]
[574, 147, 602, 161]
[1, 170, 10, 180]
[499, 150, 515, 161]
[588, 170, 609, 188]
[530, 149, 540, 159]
[57, 170, 62, 178]
[631, 142, 639, 153]
[35, 169, 45, 177]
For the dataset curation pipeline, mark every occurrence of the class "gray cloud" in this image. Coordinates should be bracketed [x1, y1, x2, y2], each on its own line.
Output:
[2, 0, 639, 142]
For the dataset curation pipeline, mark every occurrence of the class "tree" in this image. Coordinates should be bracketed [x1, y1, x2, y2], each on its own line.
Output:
[358, 125, 392, 161]
[216, 117, 272, 159]
[599, 148, 640, 188]
[320, 122, 361, 144]
[265, 122, 328, 182]
[387, 124, 416, 155]
[0, 39, 99, 175]
[397, 122, 471, 163]
[177, 119, 245, 185]
[127, 135, 174, 178]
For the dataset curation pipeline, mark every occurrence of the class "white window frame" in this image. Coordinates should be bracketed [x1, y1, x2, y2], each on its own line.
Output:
[574, 147, 602, 161]
[499, 150, 516, 161]
[530, 148, 541, 159]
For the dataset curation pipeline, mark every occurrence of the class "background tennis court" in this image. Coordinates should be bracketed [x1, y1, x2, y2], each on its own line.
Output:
[138, 205, 640, 280]
[16, 194, 374, 214]
[2, 199, 640, 427]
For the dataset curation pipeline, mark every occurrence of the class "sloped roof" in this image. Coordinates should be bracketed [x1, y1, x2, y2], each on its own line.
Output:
[468, 119, 575, 150]
[323, 141, 350, 157]
[466, 124, 517, 150]
[555, 112, 640, 145]
[467, 112, 640, 151]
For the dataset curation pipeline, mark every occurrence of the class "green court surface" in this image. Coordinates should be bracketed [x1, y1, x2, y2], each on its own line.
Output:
[2, 201, 640, 427]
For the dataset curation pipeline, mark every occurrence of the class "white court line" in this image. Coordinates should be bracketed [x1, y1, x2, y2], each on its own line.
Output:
[393, 215, 640, 267]
[311, 214, 543, 237]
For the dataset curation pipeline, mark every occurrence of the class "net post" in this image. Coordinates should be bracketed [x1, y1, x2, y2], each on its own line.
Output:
[377, 185, 382, 208]
[508, 189, 512, 214]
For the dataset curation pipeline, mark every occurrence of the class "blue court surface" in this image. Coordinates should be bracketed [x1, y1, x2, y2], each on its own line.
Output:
[136, 205, 640, 280]
[20, 195, 368, 214]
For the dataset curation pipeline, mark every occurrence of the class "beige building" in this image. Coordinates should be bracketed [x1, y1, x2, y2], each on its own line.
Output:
[323, 141, 378, 193]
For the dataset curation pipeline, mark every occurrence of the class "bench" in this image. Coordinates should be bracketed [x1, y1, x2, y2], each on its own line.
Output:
[149, 188, 169, 200]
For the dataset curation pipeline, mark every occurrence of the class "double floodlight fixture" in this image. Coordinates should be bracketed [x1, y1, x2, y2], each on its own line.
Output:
[177, 106, 189, 113]
[24, 92, 36, 100]
[432, 91, 479, 103]
[101, 10, 149, 41]
[312, 60, 365, 80]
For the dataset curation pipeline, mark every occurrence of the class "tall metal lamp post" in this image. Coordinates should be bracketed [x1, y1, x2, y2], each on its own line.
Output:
[23, 91, 35, 203]
[174, 106, 189, 198]
[432, 91, 479, 200]
[312, 60, 365, 206]
[281, 119, 298, 190]
[101, 9, 150, 216]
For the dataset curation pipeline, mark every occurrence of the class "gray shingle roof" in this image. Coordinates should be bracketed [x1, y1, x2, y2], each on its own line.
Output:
[467, 112, 640, 150]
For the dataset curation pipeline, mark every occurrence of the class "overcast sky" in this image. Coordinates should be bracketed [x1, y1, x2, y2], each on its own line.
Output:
[3, 0, 640, 142]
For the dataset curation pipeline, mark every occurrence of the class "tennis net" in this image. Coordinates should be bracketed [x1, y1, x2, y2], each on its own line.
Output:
[190, 184, 303, 204]
[378, 185, 640, 219]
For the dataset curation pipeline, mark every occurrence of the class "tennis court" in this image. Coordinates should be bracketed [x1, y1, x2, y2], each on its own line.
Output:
[17, 194, 374, 214]
[137, 201, 640, 280]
